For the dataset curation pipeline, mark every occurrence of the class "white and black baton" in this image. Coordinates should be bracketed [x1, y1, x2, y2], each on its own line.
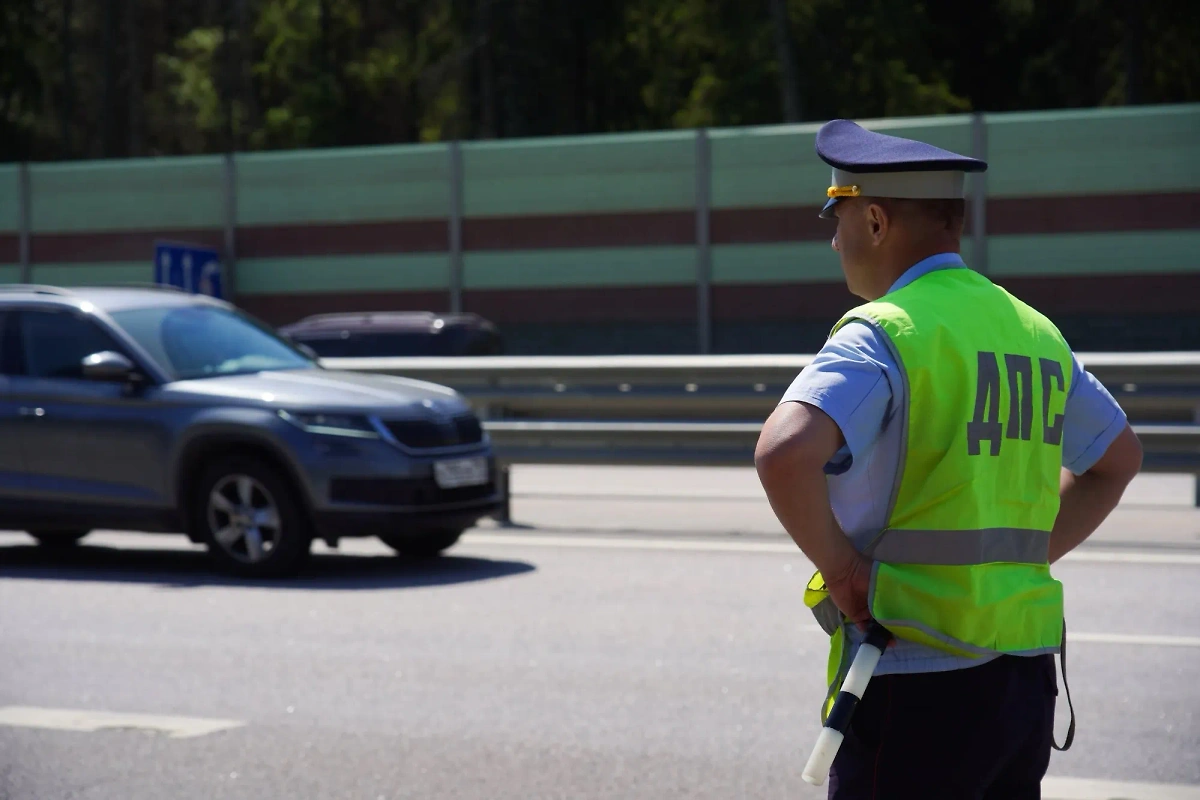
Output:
[801, 621, 893, 786]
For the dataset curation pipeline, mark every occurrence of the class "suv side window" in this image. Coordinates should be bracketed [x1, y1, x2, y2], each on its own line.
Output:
[13, 308, 126, 380]
[293, 335, 355, 358]
[0, 310, 11, 375]
[293, 331, 435, 358]
[358, 332, 436, 356]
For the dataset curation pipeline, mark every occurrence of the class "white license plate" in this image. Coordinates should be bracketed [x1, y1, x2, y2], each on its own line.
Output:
[433, 456, 490, 489]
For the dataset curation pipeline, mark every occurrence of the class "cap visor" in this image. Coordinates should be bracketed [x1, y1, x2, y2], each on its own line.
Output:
[820, 197, 839, 219]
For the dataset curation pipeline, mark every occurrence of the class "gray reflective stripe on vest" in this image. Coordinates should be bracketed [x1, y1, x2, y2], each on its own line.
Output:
[869, 614, 1062, 659]
[864, 527, 1051, 565]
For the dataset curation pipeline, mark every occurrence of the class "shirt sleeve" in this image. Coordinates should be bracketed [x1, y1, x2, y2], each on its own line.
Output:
[1061, 353, 1128, 475]
[779, 322, 897, 474]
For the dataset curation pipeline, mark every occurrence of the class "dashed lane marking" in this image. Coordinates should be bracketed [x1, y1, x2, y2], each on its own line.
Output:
[0, 706, 245, 738]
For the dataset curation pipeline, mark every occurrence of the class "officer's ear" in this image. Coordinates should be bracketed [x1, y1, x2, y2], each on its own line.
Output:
[864, 200, 890, 245]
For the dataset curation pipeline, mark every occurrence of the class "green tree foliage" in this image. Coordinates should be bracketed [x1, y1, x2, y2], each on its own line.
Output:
[0, 0, 1195, 161]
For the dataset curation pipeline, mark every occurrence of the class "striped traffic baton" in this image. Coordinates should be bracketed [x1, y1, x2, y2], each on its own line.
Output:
[801, 621, 893, 786]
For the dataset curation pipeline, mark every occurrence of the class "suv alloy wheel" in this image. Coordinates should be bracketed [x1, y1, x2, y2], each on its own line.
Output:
[192, 455, 312, 578]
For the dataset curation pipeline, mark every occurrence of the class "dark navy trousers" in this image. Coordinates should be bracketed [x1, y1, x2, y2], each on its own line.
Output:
[828, 654, 1058, 799]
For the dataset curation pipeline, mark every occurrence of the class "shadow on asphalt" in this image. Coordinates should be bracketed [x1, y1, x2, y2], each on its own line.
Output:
[0, 539, 537, 590]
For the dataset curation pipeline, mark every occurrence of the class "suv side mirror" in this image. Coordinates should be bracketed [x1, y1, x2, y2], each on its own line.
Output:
[81, 351, 137, 382]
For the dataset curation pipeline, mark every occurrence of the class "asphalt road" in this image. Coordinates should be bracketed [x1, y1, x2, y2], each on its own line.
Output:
[1, 468, 1198, 800]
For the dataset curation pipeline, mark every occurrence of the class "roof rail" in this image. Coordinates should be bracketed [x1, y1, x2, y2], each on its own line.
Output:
[0, 281, 193, 295]
[0, 284, 75, 296]
[79, 281, 188, 293]
[297, 310, 440, 322]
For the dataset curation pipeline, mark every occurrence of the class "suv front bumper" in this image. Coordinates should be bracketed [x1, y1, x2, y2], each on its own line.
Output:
[292, 430, 506, 538]
[314, 475, 505, 538]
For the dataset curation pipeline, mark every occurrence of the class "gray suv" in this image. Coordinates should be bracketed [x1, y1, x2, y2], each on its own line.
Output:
[0, 284, 504, 578]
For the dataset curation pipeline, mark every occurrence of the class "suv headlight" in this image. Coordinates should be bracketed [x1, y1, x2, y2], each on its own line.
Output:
[278, 410, 380, 438]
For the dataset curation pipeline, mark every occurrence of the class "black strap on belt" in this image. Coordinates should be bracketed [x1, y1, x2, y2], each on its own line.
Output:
[1052, 619, 1076, 752]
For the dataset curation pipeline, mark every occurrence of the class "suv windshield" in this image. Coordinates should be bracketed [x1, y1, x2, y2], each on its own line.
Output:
[110, 304, 316, 380]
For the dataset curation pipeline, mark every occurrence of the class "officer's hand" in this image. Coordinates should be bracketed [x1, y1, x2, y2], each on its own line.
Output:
[825, 552, 874, 629]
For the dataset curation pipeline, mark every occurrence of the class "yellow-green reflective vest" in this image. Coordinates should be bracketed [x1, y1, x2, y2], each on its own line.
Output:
[807, 266, 1072, 720]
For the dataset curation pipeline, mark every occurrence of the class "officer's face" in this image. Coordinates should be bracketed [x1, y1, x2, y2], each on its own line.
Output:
[830, 199, 872, 296]
[831, 198, 895, 299]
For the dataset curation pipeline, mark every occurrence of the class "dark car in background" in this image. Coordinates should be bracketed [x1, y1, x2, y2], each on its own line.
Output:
[0, 284, 504, 578]
[278, 311, 504, 358]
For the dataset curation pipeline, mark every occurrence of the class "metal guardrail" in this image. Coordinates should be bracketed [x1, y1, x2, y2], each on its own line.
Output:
[319, 352, 1200, 512]
[480, 420, 1200, 472]
[322, 352, 1200, 424]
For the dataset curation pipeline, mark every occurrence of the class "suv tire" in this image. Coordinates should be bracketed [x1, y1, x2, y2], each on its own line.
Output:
[28, 529, 90, 548]
[378, 528, 463, 558]
[192, 455, 312, 579]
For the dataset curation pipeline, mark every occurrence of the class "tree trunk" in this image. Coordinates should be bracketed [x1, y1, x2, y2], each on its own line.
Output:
[236, 0, 259, 139]
[571, 2, 588, 134]
[497, 0, 523, 138]
[476, 0, 496, 139]
[101, 0, 119, 156]
[1125, 4, 1142, 105]
[319, 0, 330, 71]
[222, 0, 236, 150]
[401, 4, 420, 142]
[61, 0, 75, 157]
[768, 0, 802, 122]
[126, 0, 141, 156]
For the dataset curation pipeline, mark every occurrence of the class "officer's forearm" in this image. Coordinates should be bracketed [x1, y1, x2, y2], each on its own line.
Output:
[1048, 424, 1143, 563]
[756, 402, 861, 578]
[757, 457, 859, 578]
[1047, 471, 1124, 563]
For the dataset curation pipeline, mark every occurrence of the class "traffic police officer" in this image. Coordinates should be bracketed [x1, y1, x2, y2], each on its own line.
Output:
[754, 119, 1144, 797]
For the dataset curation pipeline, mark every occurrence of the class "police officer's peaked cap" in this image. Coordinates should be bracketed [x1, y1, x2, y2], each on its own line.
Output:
[815, 119, 987, 219]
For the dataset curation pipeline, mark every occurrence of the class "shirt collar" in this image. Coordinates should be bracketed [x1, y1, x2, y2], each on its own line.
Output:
[886, 252, 967, 295]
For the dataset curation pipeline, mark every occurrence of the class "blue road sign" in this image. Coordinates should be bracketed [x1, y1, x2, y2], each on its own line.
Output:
[153, 241, 224, 299]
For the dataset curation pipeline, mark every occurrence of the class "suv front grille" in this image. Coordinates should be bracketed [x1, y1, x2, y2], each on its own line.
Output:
[381, 414, 484, 450]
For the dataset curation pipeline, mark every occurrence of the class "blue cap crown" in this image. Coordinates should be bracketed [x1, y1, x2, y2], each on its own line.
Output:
[815, 119, 987, 218]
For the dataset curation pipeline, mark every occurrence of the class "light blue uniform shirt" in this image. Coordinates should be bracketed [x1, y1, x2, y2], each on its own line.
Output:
[781, 253, 1128, 675]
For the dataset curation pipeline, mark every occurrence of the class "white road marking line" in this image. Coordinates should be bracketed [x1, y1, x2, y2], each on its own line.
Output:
[1067, 632, 1200, 648]
[1061, 550, 1200, 565]
[0, 706, 245, 738]
[461, 532, 1200, 565]
[1042, 776, 1200, 800]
